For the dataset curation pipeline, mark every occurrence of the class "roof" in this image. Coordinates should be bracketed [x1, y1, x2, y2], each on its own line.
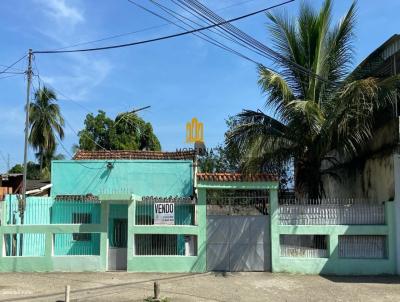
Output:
[26, 179, 51, 191]
[73, 150, 196, 161]
[351, 34, 400, 78]
[0, 173, 23, 179]
[197, 173, 278, 182]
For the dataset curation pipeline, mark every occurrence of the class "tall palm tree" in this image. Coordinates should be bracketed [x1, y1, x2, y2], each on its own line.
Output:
[29, 86, 65, 171]
[227, 0, 399, 198]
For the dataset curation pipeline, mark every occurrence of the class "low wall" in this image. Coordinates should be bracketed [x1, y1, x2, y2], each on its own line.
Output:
[270, 199, 396, 275]
[127, 197, 206, 273]
[0, 224, 107, 272]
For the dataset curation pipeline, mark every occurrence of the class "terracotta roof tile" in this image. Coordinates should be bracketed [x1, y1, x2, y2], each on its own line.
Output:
[197, 173, 278, 182]
[73, 150, 196, 161]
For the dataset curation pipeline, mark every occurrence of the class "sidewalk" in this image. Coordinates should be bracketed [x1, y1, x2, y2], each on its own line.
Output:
[0, 272, 399, 302]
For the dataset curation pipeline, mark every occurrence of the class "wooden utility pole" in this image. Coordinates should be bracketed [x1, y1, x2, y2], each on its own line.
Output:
[21, 49, 33, 221]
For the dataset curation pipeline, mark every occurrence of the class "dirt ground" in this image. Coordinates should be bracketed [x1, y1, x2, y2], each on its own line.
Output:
[0, 272, 399, 302]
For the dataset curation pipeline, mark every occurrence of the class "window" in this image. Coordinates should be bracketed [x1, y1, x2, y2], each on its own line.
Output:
[72, 213, 92, 241]
[339, 235, 386, 259]
[280, 235, 328, 258]
[134, 234, 197, 256]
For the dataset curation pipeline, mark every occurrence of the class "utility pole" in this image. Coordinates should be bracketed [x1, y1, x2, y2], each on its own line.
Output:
[21, 49, 33, 219]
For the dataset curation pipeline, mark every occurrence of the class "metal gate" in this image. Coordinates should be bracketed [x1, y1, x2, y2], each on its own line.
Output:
[206, 189, 271, 272]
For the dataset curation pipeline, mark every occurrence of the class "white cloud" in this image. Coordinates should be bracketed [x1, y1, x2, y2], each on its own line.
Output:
[35, 0, 84, 26]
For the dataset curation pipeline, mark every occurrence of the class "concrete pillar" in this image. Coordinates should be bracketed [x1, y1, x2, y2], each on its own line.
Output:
[269, 188, 279, 272]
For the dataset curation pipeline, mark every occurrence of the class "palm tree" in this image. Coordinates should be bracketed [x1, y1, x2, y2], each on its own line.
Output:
[29, 86, 65, 171]
[227, 0, 399, 198]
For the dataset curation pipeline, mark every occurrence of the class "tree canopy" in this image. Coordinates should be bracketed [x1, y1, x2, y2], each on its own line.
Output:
[227, 0, 400, 198]
[78, 110, 161, 151]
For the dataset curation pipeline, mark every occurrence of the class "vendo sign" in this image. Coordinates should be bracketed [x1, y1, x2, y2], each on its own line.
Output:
[154, 203, 175, 225]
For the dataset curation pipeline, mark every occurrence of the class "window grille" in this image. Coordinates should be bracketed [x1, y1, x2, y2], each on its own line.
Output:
[280, 235, 328, 258]
[134, 234, 197, 256]
[339, 235, 386, 259]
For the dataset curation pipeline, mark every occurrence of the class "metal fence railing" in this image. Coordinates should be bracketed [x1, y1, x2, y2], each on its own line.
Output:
[135, 196, 195, 225]
[279, 198, 385, 225]
[206, 189, 269, 215]
[5, 198, 101, 225]
[280, 234, 328, 258]
[134, 234, 197, 256]
[339, 235, 386, 259]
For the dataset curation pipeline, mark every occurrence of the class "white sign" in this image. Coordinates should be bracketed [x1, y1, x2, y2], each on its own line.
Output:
[154, 203, 175, 225]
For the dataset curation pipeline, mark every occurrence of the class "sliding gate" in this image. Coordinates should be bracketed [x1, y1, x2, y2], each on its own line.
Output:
[206, 189, 270, 271]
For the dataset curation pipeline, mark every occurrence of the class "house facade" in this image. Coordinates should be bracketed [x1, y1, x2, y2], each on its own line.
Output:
[0, 149, 396, 275]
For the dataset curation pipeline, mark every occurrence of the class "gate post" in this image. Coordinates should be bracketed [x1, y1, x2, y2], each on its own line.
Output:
[269, 188, 279, 272]
[196, 188, 207, 272]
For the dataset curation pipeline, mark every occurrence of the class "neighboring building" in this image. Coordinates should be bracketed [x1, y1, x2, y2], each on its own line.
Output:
[322, 34, 400, 202]
[0, 173, 23, 200]
[0, 173, 51, 199]
[321, 34, 400, 274]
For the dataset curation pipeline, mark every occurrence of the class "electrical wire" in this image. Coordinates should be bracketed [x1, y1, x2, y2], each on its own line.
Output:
[32, 0, 294, 54]
[131, 0, 264, 66]
[0, 74, 25, 80]
[140, 0, 314, 88]
[0, 55, 27, 75]
[177, 0, 337, 85]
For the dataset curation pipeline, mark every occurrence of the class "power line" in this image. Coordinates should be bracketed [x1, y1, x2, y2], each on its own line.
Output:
[177, 0, 336, 86]
[130, 0, 263, 66]
[32, 0, 294, 54]
[41, 0, 269, 52]
[0, 74, 25, 80]
[0, 55, 27, 74]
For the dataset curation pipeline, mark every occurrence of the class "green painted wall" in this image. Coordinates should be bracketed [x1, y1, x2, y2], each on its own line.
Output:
[270, 198, 397, 275]
[127, 197, 206, 273]
[51, 160, 194, 197]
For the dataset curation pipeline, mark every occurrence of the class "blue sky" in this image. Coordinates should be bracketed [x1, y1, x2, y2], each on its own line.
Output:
[0, 0, 399, 172]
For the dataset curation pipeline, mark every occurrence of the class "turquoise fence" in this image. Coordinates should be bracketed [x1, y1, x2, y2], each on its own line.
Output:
[3, 195, 102, 257]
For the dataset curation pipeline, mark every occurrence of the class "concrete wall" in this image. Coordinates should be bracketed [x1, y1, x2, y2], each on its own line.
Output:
[51, 160, 194, 197]
[270, 197, 397, 275]
[322, 153, 395, 201]
[322, 118, 400, 201]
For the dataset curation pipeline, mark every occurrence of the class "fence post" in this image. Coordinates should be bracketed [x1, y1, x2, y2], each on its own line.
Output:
[269, 186, 279, 272]
[196, 188, 207, 272]
[385, 201, 396, 273]
[99, 200, 109, 271]
[126, 197, 136, 269]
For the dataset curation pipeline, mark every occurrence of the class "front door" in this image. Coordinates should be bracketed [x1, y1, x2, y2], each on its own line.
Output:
[108, 205, 128, 271]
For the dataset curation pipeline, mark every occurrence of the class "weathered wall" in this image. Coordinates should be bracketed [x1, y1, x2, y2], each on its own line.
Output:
[51, 160, 194, 197]
[322, 153, 395, 201]
[322, 118, 399, 201]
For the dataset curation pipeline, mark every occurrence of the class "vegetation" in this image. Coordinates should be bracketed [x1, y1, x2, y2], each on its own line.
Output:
[78, 110, 161, 151]
[28, 86, 65, 172]
[198, 118, 293, 190]
[227, 0, 399, 197]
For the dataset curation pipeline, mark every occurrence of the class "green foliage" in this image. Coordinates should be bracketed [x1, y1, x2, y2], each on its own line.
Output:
[227, 0, 400, 197]
[29, 86, 65, 170]
[8, 162, 46, 180]
[8, 164, 23, 174]
[78, 110, 161, 151]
